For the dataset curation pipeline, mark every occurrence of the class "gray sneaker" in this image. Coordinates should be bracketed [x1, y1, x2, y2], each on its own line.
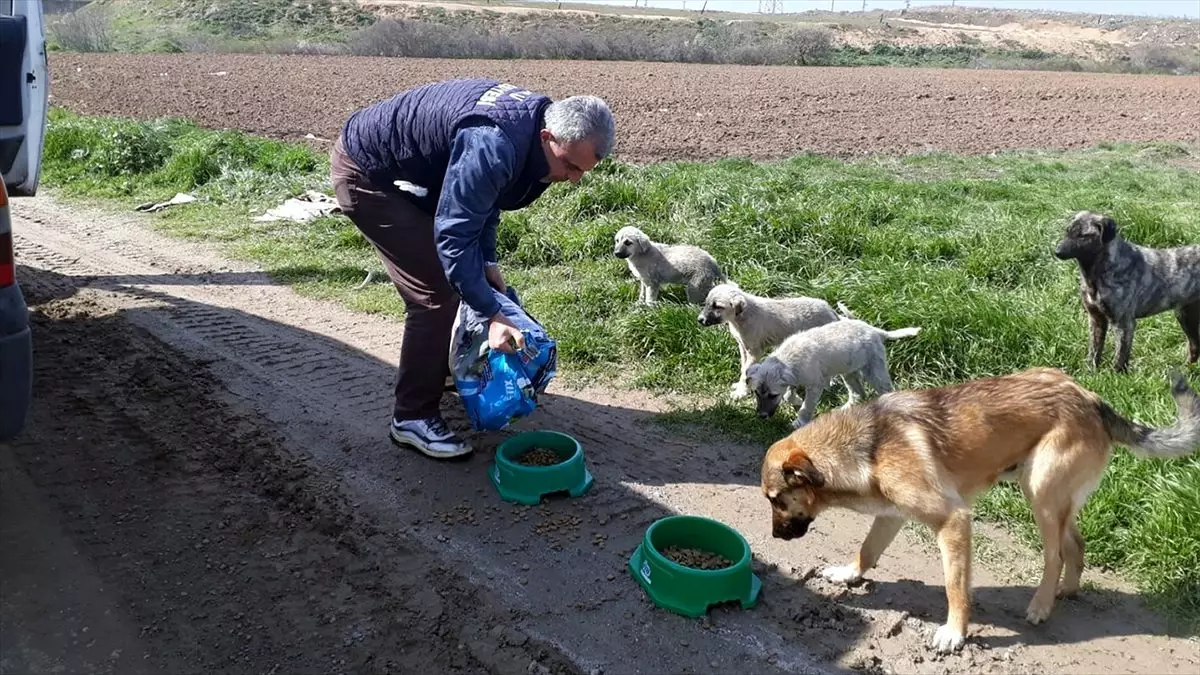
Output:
[390, 416, 472, 459]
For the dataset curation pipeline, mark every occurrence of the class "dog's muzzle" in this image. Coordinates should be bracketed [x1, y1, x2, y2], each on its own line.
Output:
[1053, 242, 1073, 260]
[772, 517, 813, 541]
[698, 313, 717, 326]
[613, 249, 629, 259]
[756, 397, 779, 418]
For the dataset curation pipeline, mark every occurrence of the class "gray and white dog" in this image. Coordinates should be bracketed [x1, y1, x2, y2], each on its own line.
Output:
[1054, 210, 1200, 372]
[745, 318, 920, 428]
[613, 225, 726, 305]
[698, 283, 843, 399]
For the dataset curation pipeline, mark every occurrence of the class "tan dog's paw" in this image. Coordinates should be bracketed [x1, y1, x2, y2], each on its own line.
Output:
[819, 565, 863, 585]
[1056, 581, 1080, 598]
[729, 381, 749, 400]
[930, 624, 965, 653]
[1025, 595, 1055, 625]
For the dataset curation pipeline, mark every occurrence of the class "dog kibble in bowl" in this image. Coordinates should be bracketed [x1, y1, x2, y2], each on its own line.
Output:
[661, 545, 733, 570]
[514, 447, 564, 467]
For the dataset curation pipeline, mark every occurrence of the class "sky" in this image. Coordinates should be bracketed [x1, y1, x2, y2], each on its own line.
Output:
[527, 0, 1200, 19]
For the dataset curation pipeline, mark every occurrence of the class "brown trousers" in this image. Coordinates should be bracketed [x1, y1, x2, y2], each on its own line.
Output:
[329, 134, 457, 422]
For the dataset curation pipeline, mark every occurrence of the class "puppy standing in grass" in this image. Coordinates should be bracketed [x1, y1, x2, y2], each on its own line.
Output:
[698, 283, 843, 399]
[760, 367, 1200, 654]
[745, 318, 920, 428]
[1054, 210, 1200, 372]
[612, 225, 726, 305]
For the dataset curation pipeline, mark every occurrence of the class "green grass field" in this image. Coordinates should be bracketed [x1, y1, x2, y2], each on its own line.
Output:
[37, 107, 1200, 631]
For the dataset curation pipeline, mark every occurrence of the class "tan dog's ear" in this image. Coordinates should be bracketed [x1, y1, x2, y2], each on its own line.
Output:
[782, 451, 825, 489]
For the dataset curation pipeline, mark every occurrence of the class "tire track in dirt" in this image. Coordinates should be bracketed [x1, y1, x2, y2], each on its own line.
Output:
[2, 283, 583, 675]
[11, 196, 1200, 674]
[47, 53, 1200, 163]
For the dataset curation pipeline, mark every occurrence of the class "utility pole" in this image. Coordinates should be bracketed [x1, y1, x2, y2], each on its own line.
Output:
[758, 0, 783, 14]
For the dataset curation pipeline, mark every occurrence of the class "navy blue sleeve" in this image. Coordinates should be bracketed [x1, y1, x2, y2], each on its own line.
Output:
[434, 123, 517, 318]
[480, 209, 499, 265]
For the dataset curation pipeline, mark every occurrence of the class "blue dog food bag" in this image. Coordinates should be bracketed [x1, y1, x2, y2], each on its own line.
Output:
[449, 287, 558, 432]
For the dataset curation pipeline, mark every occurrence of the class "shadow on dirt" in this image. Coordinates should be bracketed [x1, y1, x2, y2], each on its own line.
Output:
[3, 273, 590, 675]
[836, 573, 1194, 648]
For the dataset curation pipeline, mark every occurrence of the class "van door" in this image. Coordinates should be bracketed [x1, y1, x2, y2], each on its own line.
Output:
[0, 0, 49, 197]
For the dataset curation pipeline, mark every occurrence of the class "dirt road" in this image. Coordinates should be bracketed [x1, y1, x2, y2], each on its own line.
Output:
[46, 53, 1200, 163]
[4, 196, 1199, 674]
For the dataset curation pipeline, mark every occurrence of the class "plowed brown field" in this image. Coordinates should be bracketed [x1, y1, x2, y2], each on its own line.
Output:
[47, 53, 1200, 163]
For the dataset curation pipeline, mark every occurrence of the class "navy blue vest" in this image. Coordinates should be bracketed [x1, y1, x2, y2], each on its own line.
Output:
[341, 79, 554, 215]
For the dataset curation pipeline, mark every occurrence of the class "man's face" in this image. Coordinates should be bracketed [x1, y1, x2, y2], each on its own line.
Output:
[540, 129, 600, 184]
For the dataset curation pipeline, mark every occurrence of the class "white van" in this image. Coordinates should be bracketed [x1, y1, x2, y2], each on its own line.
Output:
[0, 0, 48, 441]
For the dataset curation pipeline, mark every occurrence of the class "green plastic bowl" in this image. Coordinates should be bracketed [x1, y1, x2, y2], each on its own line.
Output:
[489, 430, 594, 506]
[628, 515, 762, 618]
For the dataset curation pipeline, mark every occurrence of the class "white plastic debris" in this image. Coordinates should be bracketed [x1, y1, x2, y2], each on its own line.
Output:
[135, 192, 197, 213]
[253, 190, 341, 224]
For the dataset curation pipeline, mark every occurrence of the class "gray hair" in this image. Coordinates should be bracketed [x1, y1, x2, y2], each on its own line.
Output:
[544, 95, 616, 160]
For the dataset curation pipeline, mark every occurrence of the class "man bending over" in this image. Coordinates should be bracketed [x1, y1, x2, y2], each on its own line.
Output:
[330, 79, 616, 459]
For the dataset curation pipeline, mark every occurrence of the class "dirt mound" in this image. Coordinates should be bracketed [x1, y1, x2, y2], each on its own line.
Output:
[46, 53, 1200, 164]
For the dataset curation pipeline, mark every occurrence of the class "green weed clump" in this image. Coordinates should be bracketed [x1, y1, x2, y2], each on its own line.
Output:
[38, 109, 1200, 631]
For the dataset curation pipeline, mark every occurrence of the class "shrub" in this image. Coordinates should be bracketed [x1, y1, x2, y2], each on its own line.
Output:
[1131, 44, 1200, 75]
[48, 6, 114, 53]
[778, 26, 834, 66]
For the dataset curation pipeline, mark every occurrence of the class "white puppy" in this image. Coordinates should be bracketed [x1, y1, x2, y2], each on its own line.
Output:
[698, 283, 842, 399]
[745, 318, 920, 428]
[612, 225, 726, 305]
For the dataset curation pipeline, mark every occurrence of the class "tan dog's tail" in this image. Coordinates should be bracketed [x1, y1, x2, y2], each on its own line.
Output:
[1099, 372, 1200, 459]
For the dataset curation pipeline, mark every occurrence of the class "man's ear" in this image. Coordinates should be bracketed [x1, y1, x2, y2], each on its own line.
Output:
[539, 128, 553, 143]
[782, 451, 825, 489]
[1100, 215, 1117, 243]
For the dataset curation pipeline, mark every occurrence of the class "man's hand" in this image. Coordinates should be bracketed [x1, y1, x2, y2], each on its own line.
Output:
[484, 263, 506, 293]
[488, 313, 524, 354]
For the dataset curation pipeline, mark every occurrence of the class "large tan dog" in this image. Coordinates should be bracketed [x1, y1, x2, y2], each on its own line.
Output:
[760, 367, 1200, 654]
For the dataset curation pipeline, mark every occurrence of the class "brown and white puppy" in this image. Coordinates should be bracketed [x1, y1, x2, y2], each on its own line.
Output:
[760, 367, 1200, 654]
